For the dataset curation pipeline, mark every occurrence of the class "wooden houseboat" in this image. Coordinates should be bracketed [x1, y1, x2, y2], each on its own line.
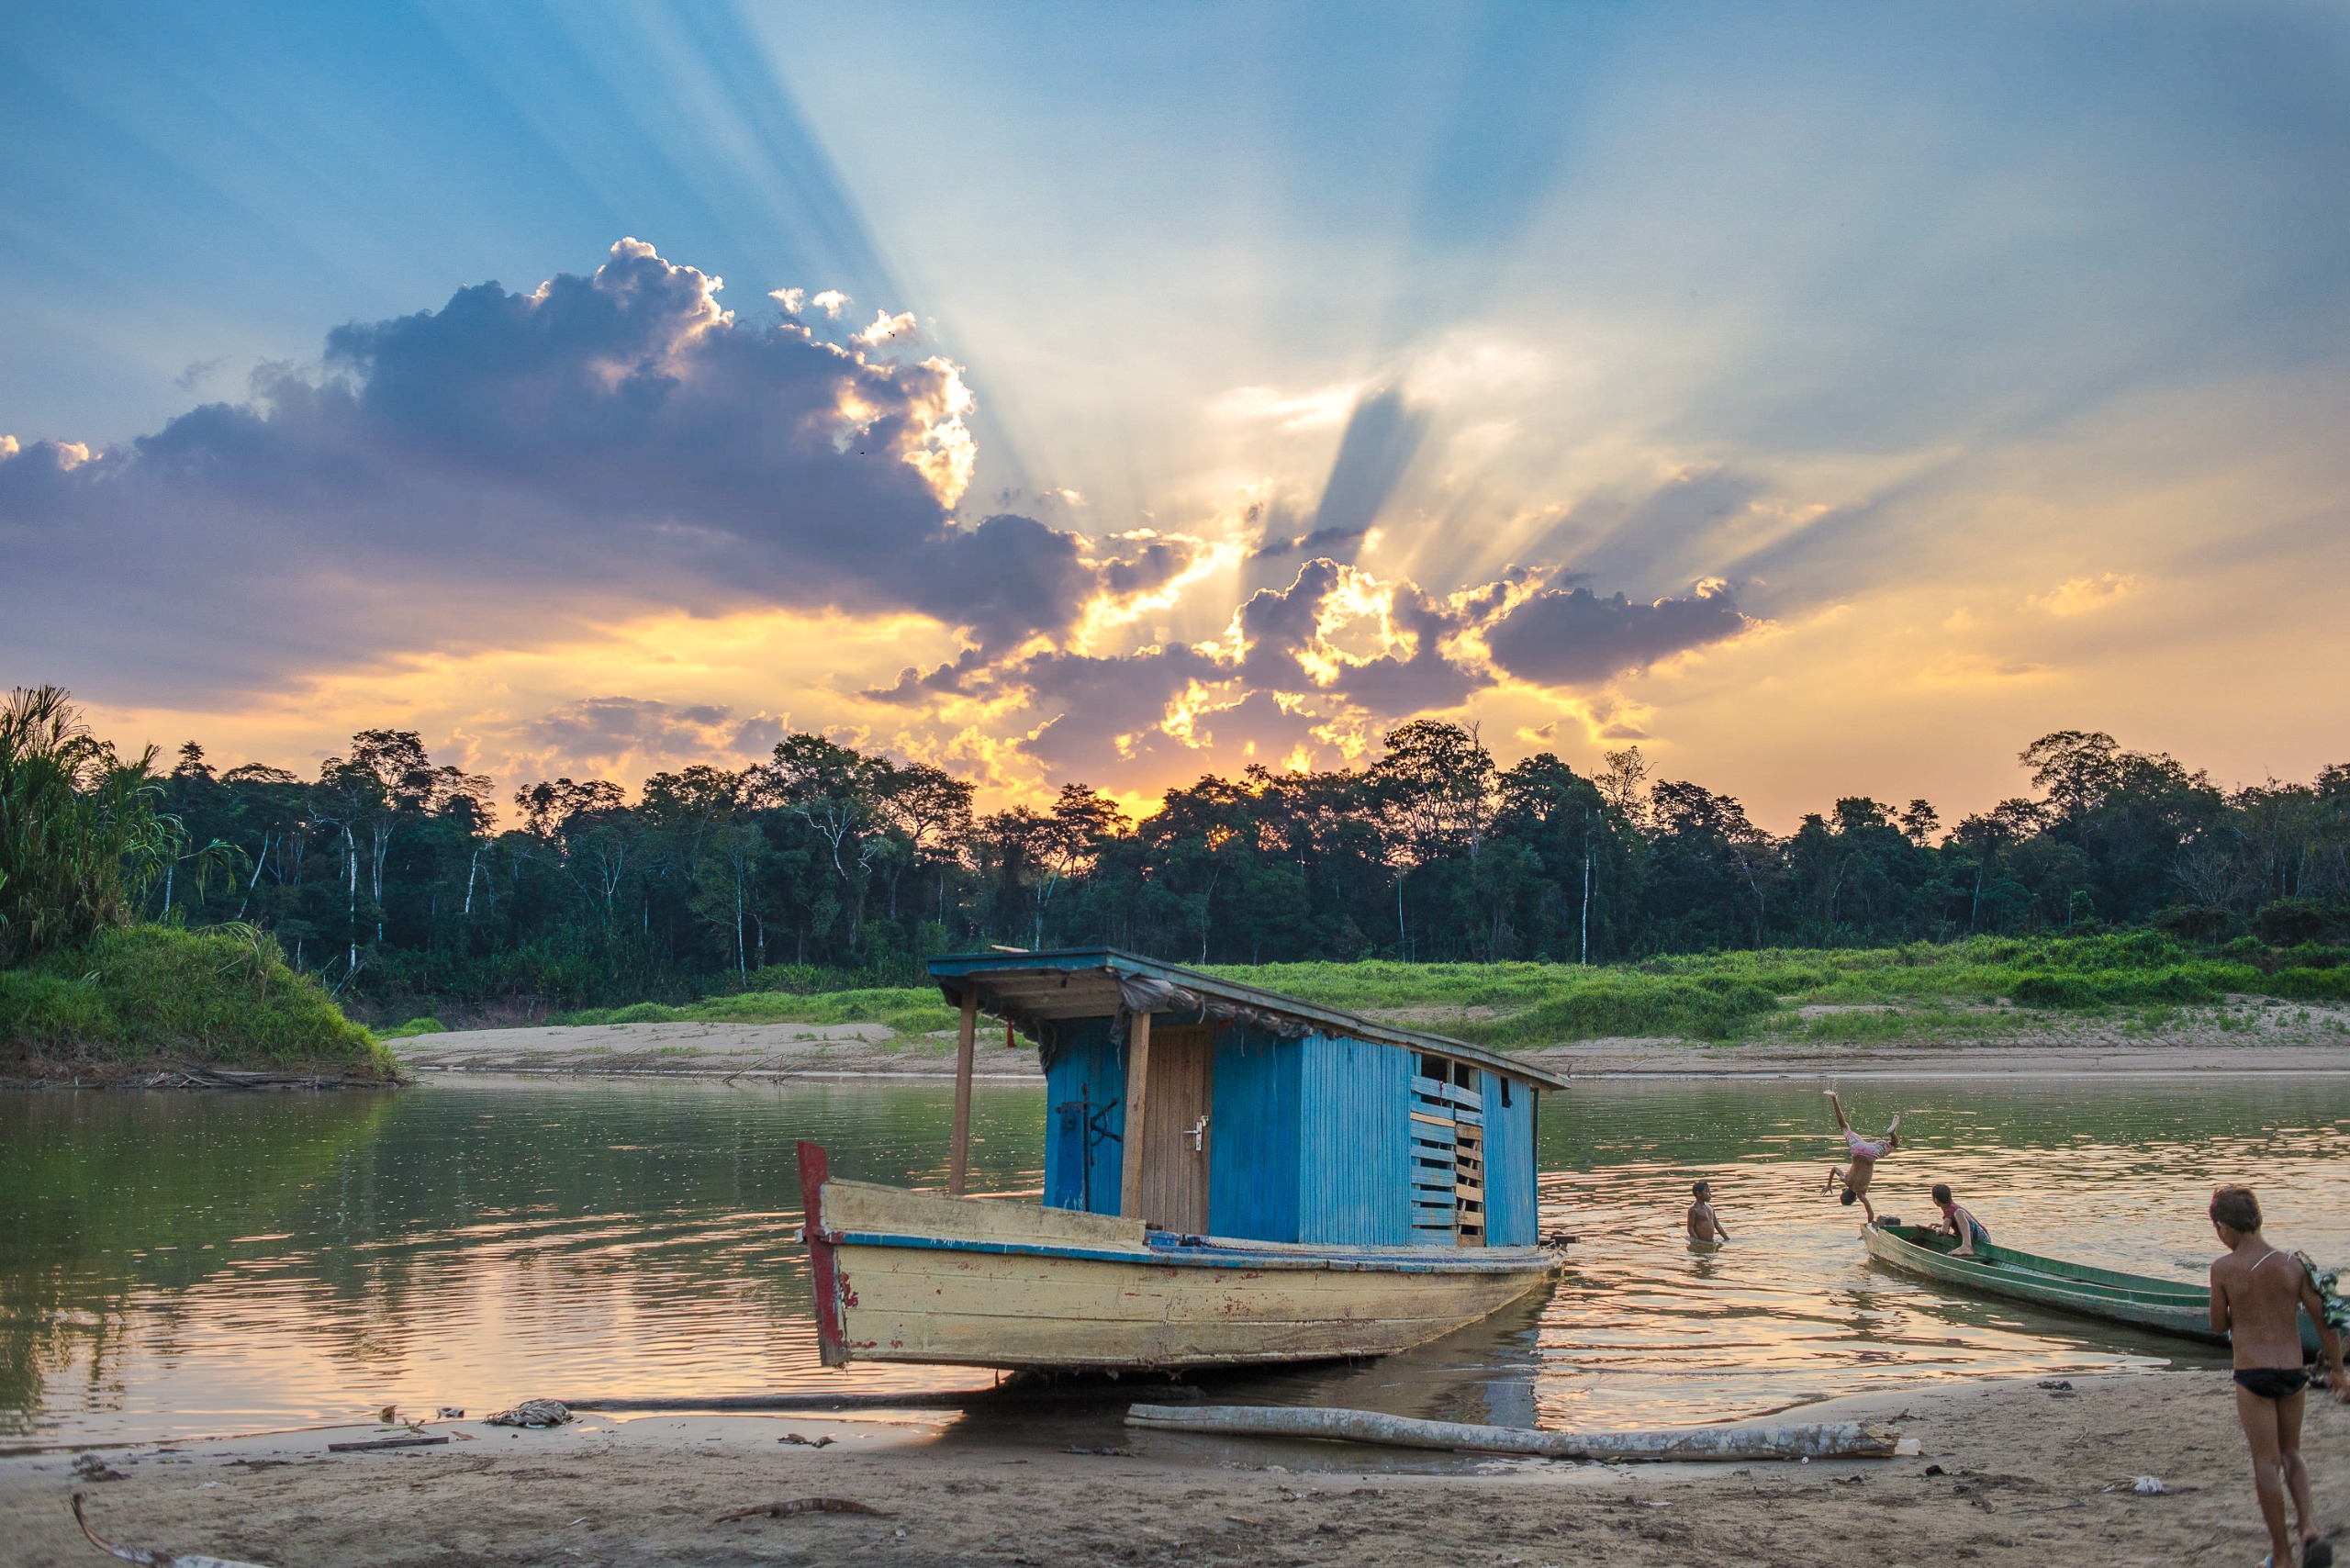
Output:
[796, 948, 1569, 1371]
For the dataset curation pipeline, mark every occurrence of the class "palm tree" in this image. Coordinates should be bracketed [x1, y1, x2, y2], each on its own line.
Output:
[0, 685, 211, 965]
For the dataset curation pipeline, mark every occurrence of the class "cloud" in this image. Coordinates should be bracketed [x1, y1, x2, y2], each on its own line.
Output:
[878, 554, 1516, 780]
[516, 695, 783, 773]
[0, 239, 1101, 698]
[2027, 573, 2138, 616]
[1484, 578, 1751, 687]
[1093, 532, 1208, 601]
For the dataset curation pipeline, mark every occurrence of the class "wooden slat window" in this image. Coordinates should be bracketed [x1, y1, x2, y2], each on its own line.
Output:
[1408, 1068, 1457, 1241]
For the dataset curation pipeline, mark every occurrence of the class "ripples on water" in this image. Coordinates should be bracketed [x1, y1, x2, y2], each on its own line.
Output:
[3, 1073, 2344, 1446]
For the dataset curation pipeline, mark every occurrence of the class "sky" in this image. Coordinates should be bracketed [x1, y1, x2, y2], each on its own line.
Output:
[5, 0, 2347, 828]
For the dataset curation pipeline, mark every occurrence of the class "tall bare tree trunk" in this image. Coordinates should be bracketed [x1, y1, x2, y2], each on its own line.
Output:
[235, 833, 270, 920]
[1580, 836, 1592, 967]
[345, 824, 359, 974]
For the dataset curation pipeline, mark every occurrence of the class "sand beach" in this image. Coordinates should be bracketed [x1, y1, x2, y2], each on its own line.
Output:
[6, 1371, 2344, 1567]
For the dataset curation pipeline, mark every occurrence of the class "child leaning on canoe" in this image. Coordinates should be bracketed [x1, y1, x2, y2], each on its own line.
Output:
[2208, 1184, 2348, 1568]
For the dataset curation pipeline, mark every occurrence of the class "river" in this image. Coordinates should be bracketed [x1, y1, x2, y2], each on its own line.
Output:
[5, 1072, 2346, 1450]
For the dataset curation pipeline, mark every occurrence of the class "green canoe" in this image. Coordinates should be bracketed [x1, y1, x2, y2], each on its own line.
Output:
[1863, 1221, 2325, 1354]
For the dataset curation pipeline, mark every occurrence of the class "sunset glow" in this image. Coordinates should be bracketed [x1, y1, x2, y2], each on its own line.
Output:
[6, 2, 2346, 823]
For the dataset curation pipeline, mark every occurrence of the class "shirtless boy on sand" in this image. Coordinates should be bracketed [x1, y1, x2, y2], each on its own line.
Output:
[1822, 1090, 1899, 1224]
[1686, 1181, 1729, 1245]
[2209, 1184, 2348, 1568]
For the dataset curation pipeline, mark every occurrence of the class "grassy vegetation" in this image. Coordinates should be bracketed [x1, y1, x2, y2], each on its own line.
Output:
[527, 933, 2350, 1051]
[1212, 932, 2349, 1045]
[1212, 940, 2350, 1048]
[0, 924, 396, 1075]
[376, 1016, 450, 1039]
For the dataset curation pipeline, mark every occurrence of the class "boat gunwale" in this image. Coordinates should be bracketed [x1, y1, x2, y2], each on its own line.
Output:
[824, 1227, 1563, 1275]
[1864, 1222, 2227, 1342]
[1872, 1223, 2206, 1300]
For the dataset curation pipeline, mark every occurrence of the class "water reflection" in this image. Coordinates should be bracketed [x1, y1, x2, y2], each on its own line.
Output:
[1521, 1078, 2350, 1427]
[3, 1073, 2344, 1446]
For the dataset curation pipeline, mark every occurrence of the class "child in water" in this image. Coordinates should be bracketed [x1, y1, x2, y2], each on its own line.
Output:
[1686, 1180, 1730, 1245]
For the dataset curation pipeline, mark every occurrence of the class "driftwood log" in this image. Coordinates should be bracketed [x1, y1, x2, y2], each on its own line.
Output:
[326, 1435, 448, 1452]
[1125, 1403, 1908, 1462]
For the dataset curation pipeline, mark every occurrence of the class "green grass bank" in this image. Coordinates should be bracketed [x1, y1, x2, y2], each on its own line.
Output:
[537, 933, 2350, 1048]
[2, 924, 397, 1080]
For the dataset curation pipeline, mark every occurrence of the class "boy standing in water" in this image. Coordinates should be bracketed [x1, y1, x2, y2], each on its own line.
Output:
[1821, 1090, 1900, 1223]
[1686, 1181, 1729, 1245]
[2209, 1184, 2347, 1568]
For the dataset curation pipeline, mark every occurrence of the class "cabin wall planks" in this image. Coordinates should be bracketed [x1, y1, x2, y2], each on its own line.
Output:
[992, 950, 1559, 1250]
[1298, 1034, 1413, 1246]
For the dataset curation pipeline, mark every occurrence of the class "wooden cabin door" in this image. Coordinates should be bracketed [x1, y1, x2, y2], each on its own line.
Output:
[1135, 1024, 1214, 1234]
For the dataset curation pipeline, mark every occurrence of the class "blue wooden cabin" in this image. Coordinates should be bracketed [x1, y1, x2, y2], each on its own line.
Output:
[928, 949, 1564, 1249]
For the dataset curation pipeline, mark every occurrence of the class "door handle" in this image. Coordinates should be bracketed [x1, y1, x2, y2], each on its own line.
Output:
[1185, 1114, 1210, 1151]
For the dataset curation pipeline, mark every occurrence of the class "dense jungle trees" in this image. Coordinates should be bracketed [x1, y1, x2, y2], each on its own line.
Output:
[9, 685, 2348, 1014]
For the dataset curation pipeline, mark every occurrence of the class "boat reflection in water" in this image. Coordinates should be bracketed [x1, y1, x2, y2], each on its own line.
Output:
[799, 949, 1567, 1371]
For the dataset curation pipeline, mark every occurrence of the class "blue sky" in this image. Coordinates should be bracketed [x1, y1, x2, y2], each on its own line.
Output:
[6, 1, 2347, 821]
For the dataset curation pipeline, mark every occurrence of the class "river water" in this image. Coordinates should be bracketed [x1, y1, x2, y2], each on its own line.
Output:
[5, 1072, 2346, 1450]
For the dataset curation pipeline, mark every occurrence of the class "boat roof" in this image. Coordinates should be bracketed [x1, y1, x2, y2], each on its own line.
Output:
[928, 947, 1568, 1092]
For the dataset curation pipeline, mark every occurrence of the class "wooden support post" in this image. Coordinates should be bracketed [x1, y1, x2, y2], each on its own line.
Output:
[1119, 1009, 1152, 1220]
[947, 991, 979, 1195]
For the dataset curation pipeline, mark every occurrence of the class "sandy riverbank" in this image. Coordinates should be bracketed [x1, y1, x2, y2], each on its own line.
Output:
[394, 1019, 1041, 1079]
[390, 1014, 2350, 1080]
[6, 1372, 2343, 1566]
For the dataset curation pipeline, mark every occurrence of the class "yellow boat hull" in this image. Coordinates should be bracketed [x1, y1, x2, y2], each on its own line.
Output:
[800, 1147, 1561, 1371]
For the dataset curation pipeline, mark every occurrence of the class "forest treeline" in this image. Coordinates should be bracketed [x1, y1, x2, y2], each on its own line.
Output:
[7, 682, 2343, 1018]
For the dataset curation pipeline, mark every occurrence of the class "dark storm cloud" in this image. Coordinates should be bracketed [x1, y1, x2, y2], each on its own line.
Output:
[1484, 579, 1750, 687]
[1096, 534, 1203, 599]
[0, 241, 1099, 696]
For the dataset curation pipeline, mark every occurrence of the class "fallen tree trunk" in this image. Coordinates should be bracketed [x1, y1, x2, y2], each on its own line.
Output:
[1124, 1403, 1908, 1462]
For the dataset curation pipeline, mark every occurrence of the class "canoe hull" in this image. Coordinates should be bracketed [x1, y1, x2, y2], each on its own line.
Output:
[800, 1149, 1561, 1371]
[1864, 1222, 2322, 1353]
